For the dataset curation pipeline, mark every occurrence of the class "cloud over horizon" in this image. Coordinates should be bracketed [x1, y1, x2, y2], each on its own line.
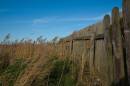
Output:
[32, 15, 104, 25]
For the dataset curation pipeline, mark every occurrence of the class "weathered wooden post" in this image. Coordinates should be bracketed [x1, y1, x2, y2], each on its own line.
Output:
[63, 41, 65, 56]
[61, 41, 64, 56]
[123, 0, 130, 85]
[89, 32, 96, 75]
[103, 14, 114, 86]
[112, 7, 125, 85]
[70, 40, 73, 55]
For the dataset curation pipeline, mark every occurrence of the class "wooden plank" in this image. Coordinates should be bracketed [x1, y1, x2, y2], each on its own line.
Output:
[77, 41, 90, 85]
[89, 33, 96, 75]
[94, 39, 107, 86]
[112, 7, 125, 85]
[73, 34, 104, 40]
[70, 40, 73, 54]
[103, 15, 114, 86]
[62, 34, 104, 42]
[123, 0, 130, 85]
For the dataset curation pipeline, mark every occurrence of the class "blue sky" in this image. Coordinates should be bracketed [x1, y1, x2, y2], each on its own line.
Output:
[0, 0, 122, 40]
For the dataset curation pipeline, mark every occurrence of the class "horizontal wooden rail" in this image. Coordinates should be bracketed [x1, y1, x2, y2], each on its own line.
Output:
[73, 34, 104, 41]
[62, 34, 104, 42]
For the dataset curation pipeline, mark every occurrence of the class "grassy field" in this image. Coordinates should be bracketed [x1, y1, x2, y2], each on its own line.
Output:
[0, 35, 78, 86]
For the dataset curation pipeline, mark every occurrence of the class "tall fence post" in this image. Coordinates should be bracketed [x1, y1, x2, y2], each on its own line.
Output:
[112, 7, 125, 85]
[89, 32, 96, 76]
[103, 14, 114, 86]
[123, 0, 130, 85]
[70, 40, 73, 55]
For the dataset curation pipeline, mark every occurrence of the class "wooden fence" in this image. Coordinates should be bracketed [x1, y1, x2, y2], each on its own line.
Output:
[57, 0, 130, 86]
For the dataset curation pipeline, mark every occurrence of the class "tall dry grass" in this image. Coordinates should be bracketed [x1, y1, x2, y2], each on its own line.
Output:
[0, 34, 84, 86]
[0, 35, 59, 86]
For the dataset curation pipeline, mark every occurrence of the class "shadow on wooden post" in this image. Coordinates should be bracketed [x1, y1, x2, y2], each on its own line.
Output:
[123, 0, 130, 85]
[89, 32, 96, 76]
[111, 7, 125, 86]
[104, 14, 114, 86]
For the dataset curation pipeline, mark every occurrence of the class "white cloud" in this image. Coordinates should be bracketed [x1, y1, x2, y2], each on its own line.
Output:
[58, 16, 103, 22]
[32, 16, 59, 24]
[33, 18, 49, 24]
[32, 8, 122, 25]
[32, 15, 103, 25]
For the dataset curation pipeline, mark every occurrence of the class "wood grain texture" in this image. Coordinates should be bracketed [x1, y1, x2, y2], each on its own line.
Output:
[112, 7, 125, 85]
[103, 15, 114, 86]
[123, 0, 130, 85]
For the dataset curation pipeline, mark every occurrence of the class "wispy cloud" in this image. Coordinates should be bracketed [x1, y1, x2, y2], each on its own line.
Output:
[32, 16, 59, 24]
[33, 8, 122, 24]
[33, 18, 49, 24]
[32, 15, 103, 25]
[33, 8, 123, 25]
[59, 16, 103, 22]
